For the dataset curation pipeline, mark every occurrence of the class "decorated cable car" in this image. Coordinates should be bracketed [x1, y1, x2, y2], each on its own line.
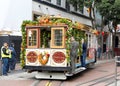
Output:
[21, 15, 98, 80]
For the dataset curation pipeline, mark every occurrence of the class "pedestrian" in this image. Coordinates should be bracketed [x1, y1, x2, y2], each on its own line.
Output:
[81, 38, 87, 69]
[97, 45, 102, 60]
[9, 43, 17, 71]
[69, 36, 79, 74]
[1, 42, 11, 76]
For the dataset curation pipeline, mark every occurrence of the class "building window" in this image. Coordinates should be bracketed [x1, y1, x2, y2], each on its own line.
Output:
[46, 0, 51, 2]
[56, 0, 61, 6]
[33, 14, 41, 21]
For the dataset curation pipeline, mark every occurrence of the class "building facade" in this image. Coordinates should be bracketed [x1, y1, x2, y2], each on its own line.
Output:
[32, 0, 92, 26]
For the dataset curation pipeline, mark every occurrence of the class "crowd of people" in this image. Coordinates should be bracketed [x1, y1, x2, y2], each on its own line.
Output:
[1, 42, 17, 76]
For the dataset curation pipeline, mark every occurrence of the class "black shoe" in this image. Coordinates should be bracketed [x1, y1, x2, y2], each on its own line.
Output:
[7, 71, 11, 73]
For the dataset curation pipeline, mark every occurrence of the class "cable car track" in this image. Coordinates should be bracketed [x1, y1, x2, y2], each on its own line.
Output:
[31, 72, 119, 86]
[44, 80, 64, 86]
[29, 61, 116, 86]
[31, 80, 64, 86]
[76, 72, 120, 86]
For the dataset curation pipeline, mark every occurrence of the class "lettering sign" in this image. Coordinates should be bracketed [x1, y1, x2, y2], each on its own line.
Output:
[27, 51, 37, 63]
[52, 52, 65, 63]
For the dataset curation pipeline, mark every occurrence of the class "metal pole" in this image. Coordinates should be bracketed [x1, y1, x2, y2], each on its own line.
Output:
[0, 59, 2, 76]
[115, 56, 117, 86]
[115, 56, 118, 86]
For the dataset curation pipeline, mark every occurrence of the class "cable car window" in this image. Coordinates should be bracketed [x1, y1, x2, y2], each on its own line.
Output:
[54, 29, 62, 46]
[51, 27, 65, 48]
[27, 29, 38, 48]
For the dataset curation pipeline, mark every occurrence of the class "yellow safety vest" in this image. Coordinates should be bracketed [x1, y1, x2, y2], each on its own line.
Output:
[1, 47, 11, 58]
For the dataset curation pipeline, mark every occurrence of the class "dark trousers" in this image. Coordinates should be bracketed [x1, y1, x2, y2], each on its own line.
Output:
[70, 53, 77, 73]
[9, 58, 16, 70]
[70, 56, 75, 73]
[2, 58, 9, 75]
[81, 52, 86, 67]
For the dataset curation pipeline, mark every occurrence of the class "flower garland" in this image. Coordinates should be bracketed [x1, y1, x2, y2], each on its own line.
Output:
[20, 20, 38, 67]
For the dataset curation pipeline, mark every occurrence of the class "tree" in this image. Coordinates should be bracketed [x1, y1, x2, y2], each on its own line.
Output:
[97, 0, 120, 56]
[68, 0, 100, 29]
[68, 0, 120, 56]
[68, 0, 120, 29]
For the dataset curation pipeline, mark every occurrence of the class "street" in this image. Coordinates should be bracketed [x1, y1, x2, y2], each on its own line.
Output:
[0, 59, 119, 86]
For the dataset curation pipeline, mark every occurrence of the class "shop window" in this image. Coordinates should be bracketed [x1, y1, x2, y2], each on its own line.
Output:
[27, 29, 38, 48]
[51, 27, 65, 48]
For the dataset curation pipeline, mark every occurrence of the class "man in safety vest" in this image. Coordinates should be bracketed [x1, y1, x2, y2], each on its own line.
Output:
[1, 42, 11, 76]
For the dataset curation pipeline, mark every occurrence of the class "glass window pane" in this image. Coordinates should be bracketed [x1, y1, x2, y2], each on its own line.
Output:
[54, 29, 62, 46]
[46, 0, 51, 2]
[28, 30, 37, 46]
[56, 0, 61, 6]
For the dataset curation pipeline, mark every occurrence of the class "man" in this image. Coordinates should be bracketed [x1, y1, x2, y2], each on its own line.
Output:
[70, 36, 79, 74]
[81, 38, 87, 69]
[1, 42, 11, 76]
[97, 45, 101, 60]
[9, 43, 17, 71]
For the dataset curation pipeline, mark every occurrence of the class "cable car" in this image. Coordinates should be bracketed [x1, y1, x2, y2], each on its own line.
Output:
[21, 16, 98, 80]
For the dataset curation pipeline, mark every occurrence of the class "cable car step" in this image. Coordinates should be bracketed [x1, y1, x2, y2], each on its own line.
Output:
[35, 72, 67, 80]
[74, 67, 86, 74]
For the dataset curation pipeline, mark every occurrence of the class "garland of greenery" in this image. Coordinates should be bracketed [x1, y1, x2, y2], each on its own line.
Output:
[40, 30, 51, 48]
[20, 20, 38, 67]
[51, 17, 86, 63]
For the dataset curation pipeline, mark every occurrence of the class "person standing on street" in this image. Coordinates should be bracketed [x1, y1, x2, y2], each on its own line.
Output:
[1, 42, 11, 76]
[81, 38, 87, 69]
[9, 43, 17, 71]
[70, 36, 79, 74]
[97, 45, 102, 60]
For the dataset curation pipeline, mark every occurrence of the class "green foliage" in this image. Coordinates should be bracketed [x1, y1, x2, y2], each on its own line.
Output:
[20, 20, 38, 67]
[40, 30, 51, 48]
[53, 18, 72, 27]
[68, 0, 120, 28]
[97, 0, 120, 27]
[73, 29, 85, 56]
[107, 0, 115, 4]
[84, 0, 93, 8]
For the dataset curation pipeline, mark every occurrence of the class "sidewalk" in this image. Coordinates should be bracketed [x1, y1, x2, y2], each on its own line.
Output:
[97, 58, 120, 86]
[96, 59, 114, 65]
